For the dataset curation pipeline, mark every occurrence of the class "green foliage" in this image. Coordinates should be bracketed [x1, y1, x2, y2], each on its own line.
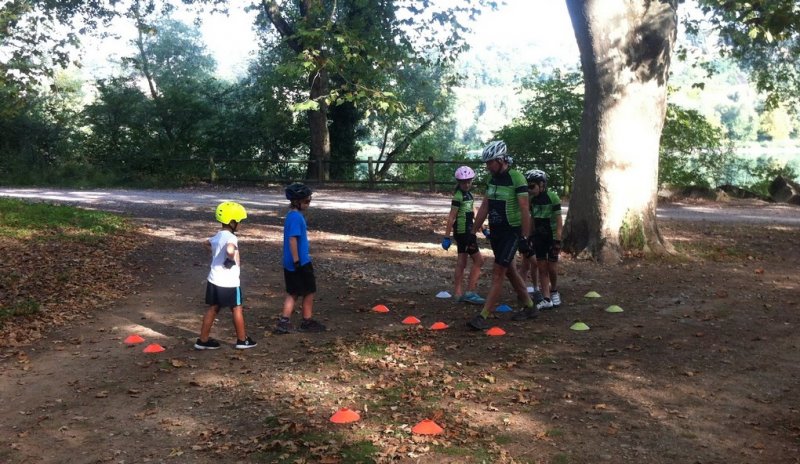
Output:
[659, 104, 727, 188]
[493, 69, 583, 196]
[695, 0, 800, 110]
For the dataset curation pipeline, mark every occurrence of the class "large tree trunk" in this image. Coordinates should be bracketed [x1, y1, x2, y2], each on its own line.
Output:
[564, 0, 677, 262]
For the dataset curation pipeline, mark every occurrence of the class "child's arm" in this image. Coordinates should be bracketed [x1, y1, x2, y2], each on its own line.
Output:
[288, 236, 300, 267]
[444, 207, 458, 237]
[226, 242, 238, 265]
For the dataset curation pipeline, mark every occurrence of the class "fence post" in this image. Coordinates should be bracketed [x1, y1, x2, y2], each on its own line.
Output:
[209, 156, 217, 183]
[368, 157, 374, 189]
[428, 156, 435, 192]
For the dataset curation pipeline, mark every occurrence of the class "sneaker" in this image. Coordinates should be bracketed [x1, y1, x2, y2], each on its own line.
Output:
[467, 314, 490, 330]
[298, 318, 326, 333]
[536, 298, 554, 310]
[551, 291, 562, 307]
[511, 307, 539, 321]
[531, 290, 545, 304]
[194, 338, 221, 350]
[235, 336, 257, 349]
[274, 317, 292, 335]
[462, 292, 486, 305]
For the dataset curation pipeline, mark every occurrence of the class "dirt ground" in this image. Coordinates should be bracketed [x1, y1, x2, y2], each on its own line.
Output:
[1, 193, 799, 464]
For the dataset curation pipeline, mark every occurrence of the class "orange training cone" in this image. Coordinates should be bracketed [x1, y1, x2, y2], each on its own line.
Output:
[124, 334, 145, 345]
[402, 316, 421, 325]
[430, 322, 448, 330]
[372, 304, 390, 313]
[486, 327, 506, 336]
[330, 407, 361, 424]
[143, 343, 165, 353]
[412, 419, 444, 435]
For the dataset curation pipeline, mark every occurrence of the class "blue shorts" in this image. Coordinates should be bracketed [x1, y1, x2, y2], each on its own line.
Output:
[205, 282, 243, 308]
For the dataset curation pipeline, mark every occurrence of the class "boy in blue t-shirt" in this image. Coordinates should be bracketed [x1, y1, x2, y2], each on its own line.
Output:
[274, 183, 326, 334]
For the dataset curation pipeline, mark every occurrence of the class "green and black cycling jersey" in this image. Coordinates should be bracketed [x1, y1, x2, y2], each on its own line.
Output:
[486, 169, 528, 231]
[530, 190, 561, 238]
[451, 187, 475, 234]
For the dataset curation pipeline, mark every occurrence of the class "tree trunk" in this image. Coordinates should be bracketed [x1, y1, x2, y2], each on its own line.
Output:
[261, 0, 331, 181]
[307, 68, 330, 181]
[564, 0, 677, 262]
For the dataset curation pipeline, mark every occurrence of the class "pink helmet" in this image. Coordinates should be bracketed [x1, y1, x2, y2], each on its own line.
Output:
[454, 166, 475, 180]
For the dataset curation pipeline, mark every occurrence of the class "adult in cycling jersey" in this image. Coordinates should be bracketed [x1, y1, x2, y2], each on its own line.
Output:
[467, 141, 538, 330]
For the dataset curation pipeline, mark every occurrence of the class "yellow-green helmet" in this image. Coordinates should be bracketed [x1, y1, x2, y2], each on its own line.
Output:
[215, 201, 247, 225]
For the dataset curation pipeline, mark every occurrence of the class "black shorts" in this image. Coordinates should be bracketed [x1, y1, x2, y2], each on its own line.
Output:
[205, 282, 243, 308]
[453, 233, 479, 255]
[532, 233, 559, 262]
[489, 227, 521, 268]
[284, 262, 317, 296]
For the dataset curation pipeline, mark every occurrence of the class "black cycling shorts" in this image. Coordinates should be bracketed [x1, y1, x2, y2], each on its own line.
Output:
[489, 227, 520, 268]
[453, 233, 479, 255]
[284, 262, 317, 296]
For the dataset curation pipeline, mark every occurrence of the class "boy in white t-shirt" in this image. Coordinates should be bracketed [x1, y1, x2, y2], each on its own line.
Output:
[194, 202, 257, 350]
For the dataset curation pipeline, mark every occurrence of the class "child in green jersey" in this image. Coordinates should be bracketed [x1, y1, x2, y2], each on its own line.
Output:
[442, 166, 486, 305]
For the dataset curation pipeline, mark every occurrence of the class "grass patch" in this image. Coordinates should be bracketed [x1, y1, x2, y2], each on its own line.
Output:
[545, 428, 564, 438]
[0, 198, 129, 240]
[355, 341, 388, 359]
[0, 299, 40, 327]
[340, 440, 379, 463]
[551, 453, 570, 464]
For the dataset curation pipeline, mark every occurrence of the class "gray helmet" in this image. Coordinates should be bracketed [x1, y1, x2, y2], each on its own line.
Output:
[285, 183, 312, 200]
[481, 141, 508, 163]
[525, 169, 547, 185]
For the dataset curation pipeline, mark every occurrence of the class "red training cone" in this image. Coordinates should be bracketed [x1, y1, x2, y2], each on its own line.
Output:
[412, 419, 444, 435]
[124, 334, 145, 345]
[372, 304, 390, 313]
[143, 343, 165, 353]
[430, 322, 448, 330]
[486, 327, 506, 336]
[402, 316, 421, 325]
[330, 407, 361, 424]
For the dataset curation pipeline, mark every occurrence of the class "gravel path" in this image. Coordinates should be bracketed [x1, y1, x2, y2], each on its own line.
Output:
[1, 187, 799, 225]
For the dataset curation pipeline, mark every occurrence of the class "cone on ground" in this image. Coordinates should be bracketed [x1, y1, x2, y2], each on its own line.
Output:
[124, 334, 145, 345]
[330, 407, 360, 424]
[143, 343, 165, 353]
[430, 322, 448, 330]
[436, 291, 452, 298]
[570, 322, 590, 331]
[605, 305, 624, 313]
[495, 304, 512, 313]
[372, 304, 390, 313]
[486, 326, 506, 336]
[584, 291, 601, 298]
[402, 316, 421, 325]
[412, 419, 444, 435]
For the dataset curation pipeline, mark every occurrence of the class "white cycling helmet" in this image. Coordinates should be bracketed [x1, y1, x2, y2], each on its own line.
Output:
[481, 140, 508, 163]
[525, 169, 547, 185]
[454, 166, 475, 180]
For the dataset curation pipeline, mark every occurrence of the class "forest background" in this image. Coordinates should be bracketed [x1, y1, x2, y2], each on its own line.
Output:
[1, 0, 798, 197]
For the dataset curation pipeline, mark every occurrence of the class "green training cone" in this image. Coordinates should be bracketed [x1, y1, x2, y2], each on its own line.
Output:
[605, 305, 624, 313]
[570, 322, 590, 331]
[584, 291, 601, 298]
